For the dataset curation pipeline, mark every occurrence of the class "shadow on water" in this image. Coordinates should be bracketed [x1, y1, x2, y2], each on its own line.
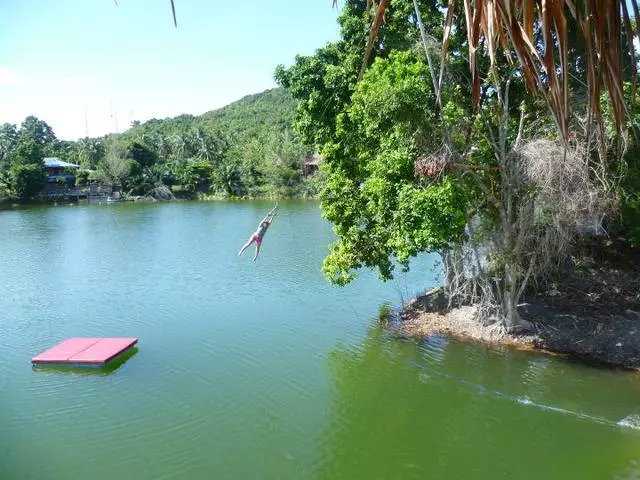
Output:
[31, 347, 139, 376]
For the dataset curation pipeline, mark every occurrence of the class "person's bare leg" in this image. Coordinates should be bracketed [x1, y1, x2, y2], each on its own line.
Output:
[238, 237, 254, 256]
[252, 242, 261, 262]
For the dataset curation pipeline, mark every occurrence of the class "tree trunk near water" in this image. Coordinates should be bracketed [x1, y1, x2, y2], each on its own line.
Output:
[442, 249, 455, 303]
[502, 263, 522, 330]
[442, 246, 466, 309]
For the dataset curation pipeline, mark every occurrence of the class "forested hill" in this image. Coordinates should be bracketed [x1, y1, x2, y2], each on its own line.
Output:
[200, 88, 296, 136]
[122, 88, 297, 145]
[95, 86, 317, 198]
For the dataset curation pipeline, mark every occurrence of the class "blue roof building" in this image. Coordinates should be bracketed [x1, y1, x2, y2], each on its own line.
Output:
[43, 157, 80, 169]
[43, 157, 79, 184]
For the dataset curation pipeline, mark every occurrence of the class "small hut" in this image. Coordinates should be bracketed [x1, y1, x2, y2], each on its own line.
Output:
[301, 153, 322, 177]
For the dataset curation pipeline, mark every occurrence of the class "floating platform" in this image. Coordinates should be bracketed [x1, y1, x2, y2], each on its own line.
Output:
[32, 337, 138, 367]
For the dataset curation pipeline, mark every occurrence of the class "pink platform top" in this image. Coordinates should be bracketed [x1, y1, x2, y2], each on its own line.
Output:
[32, 337, 138, 365]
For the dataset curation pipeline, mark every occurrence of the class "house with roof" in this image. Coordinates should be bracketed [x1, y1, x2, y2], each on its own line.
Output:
[44, 157, 79, 185]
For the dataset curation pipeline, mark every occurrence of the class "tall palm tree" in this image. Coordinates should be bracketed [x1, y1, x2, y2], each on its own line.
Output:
[169, 134, 186, 161]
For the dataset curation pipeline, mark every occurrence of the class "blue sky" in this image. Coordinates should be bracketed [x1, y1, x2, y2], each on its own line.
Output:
[0, 0, 341, 140]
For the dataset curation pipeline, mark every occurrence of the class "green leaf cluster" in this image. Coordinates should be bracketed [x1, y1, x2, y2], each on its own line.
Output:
[283, 43, 468, 284]
[0, 116, 53, 200]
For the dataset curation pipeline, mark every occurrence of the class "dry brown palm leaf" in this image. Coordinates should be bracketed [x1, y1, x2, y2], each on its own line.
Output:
[358, 0, 390, 80]
[415, 155, 454, 177]
[437, 0, 459, 105]
[361, 0, 640, 143]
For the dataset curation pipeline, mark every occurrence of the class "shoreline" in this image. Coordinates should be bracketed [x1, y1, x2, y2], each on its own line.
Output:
[0, 195, 320, 209]
[394, 240, 640, 371]
[394, 300, 614, 368]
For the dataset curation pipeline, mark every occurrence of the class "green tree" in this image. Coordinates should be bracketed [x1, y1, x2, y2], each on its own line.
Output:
[276, 1, 468, 282]
[0, 119, 49, 200]
[279, 0, 603, 331]
[168, 134, 187, 161]
[13, 138, 44, 166]
[8, 133, 47, 200]
[177, 160, 214, 193]
[211, 156, 244, 196]
[127, 140, 158, 168]
[73, 138, 105, 169]
[189, 128, 229, 165]
[0, 123, 18, 171]
[18, 116, 57, 156]
[96, 143, 135, 188]
[9, 164, 46, 201]
[75, 169, 90, 186]
[317, 50, 467, 284]
[274, 0, 442, 148]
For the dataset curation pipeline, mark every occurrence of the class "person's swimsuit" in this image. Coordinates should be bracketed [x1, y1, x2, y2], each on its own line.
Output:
[253, 223, 268, 244]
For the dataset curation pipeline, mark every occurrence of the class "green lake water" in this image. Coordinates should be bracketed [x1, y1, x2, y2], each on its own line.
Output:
[2, 200, 640, 479]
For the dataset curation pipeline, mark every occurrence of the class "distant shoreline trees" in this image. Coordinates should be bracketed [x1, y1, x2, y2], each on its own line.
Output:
[0, 89, 321, 202]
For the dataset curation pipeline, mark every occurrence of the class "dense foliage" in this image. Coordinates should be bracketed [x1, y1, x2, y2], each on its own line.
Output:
[276, 0, 640, 328]
[0, 117, 52, 201]
[0, 88, 318, 201]
[276, 0, 458, 282]
[107, 88, 316, 198]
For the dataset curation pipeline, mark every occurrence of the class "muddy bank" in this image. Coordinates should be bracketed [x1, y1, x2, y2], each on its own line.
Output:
[397, 239, 640, 370]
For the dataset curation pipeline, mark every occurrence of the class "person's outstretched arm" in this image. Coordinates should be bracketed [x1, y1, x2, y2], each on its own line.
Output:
[260, 205, 279, 225]
[259, 205, 278, 223]
[267, 211, 278, 224]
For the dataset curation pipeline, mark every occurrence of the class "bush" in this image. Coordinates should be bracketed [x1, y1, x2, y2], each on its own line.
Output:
[10, 163, 46, 200]
[75, 169, 90, 186]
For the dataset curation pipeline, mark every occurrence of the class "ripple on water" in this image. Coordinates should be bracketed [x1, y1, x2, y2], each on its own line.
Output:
[618, 415, 640, 430]
[417, 334, 448, 366]
[614, 459, 640, 480]
[409, 342, 640, 434]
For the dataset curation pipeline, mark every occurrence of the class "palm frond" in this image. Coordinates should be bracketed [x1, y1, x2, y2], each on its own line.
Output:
[113, 0, 177, 27]
[170, 0, 177, 28]
[438, 0, 458, 106]
[359, 0, 389, 80]
[360, 0, 640, 142]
